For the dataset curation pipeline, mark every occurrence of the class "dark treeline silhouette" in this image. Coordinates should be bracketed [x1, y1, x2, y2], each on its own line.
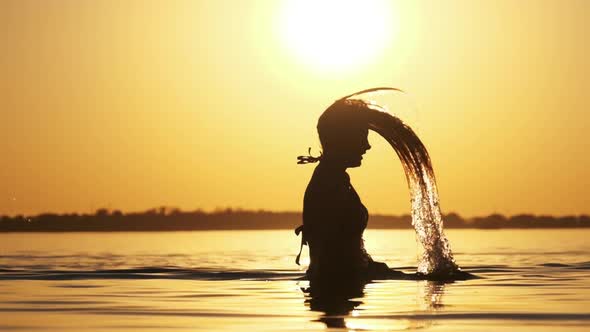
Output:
[0, 207, 589, 232]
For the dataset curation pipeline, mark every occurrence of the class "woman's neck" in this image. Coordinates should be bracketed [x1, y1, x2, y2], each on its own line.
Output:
[318, 155, 348, 173]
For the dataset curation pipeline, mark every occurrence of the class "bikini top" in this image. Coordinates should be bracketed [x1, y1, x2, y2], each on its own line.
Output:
[295, 170, 368, 265]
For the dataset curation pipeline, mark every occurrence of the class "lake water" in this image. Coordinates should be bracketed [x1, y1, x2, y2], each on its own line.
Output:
[0, 229, 589, 331]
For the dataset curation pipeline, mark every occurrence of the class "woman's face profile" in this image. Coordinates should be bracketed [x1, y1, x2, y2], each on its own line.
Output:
[326, 125, 371, 168]
[318, 101, 374, 169]
[347, 127, 371, 168]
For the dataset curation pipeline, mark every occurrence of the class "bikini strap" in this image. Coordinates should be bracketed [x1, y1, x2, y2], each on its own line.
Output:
[294, 225, 306, 265]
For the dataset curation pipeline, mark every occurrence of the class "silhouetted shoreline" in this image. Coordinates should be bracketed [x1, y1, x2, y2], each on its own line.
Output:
[1, 207, 589, 232]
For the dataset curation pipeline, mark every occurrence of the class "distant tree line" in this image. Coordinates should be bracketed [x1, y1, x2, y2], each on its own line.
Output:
[0, 207, 589, 232]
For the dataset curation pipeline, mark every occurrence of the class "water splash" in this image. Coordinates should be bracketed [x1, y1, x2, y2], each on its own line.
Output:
[342, 89, 459, 275]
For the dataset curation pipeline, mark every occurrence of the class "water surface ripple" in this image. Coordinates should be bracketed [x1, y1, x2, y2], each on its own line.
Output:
[0, 230, 588, 331]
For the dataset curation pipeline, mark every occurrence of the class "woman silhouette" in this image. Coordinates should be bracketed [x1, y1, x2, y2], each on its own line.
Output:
[296, 97, 403, 283]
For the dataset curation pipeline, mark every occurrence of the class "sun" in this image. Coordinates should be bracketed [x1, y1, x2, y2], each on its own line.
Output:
[279, 0, 394, 72]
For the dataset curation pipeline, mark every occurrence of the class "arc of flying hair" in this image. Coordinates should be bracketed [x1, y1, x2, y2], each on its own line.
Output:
[337, 87, 404, 101]
[296, 87, 407, 165]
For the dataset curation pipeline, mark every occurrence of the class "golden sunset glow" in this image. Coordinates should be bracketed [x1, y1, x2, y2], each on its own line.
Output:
[0, 0, 588, 218]
[279, 0, 394, 72]
[2, 2, 590, 331]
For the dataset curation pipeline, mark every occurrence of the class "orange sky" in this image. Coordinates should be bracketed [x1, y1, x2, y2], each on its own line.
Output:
[1, 0, 588, 217]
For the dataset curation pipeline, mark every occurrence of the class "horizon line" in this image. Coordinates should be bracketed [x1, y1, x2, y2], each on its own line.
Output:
[2, 206, 589, 219]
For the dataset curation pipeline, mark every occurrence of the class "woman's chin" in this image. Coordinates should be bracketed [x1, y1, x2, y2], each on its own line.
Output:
[348, 160, 363, 168]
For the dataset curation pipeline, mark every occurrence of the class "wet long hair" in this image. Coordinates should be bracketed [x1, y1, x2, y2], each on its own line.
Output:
[297, 87, 401, 165]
